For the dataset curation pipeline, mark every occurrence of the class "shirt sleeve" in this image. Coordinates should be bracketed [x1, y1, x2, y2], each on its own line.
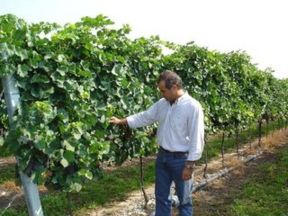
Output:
[126, 101, 159, 128]
[187, 103, 205, 161]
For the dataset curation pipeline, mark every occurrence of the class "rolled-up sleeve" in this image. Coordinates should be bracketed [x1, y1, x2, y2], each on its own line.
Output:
[187, 104, 205, 161]
[127, 102, 159, 129]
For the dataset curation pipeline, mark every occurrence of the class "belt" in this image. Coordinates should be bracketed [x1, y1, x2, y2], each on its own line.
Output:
[159, 146, 188, 155]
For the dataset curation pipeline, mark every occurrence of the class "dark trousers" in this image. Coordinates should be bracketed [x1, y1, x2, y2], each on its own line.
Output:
[155, 148, 193, 216]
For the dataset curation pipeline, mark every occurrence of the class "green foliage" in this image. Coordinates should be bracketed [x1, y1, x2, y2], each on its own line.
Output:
[0, 13, 288, 193]
[0, 14, 161, 191]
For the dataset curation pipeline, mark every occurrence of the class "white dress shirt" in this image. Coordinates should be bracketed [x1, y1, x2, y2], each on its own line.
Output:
[127, 93, 205, 161]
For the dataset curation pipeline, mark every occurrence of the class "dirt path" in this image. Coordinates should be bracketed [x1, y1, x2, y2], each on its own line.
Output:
[0, 157, 16, 168]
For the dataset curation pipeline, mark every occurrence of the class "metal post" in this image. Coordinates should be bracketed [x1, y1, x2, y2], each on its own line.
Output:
[2, 75, 44, 216]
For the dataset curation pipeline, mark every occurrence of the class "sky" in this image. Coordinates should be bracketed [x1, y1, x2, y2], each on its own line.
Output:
[0, 0, 287, 79]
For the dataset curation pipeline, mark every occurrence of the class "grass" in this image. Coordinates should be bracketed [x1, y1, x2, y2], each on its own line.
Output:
[0, 146, 12, 158]
[0, 120, 287, 215]
[0, 165, 16, 185]
[0, 161, 156, 216]
[231, 145, 288, 216]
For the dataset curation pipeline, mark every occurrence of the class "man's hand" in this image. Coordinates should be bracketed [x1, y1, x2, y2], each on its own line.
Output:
[109, 117, 127, 125]
[182, 167, 193, 180]
[182, 161, 195, 181]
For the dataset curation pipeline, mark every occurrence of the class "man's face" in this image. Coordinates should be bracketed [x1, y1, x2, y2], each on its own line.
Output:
[158, 80, 177, 102]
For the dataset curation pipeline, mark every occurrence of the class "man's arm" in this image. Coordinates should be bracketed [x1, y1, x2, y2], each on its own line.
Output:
[182, 103, 205, 180]
[187, 104, 205, 161]
[110, 101, 160, 128]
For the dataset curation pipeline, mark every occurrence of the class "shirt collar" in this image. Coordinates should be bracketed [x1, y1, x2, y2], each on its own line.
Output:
[175, 92, 188, 104]
[167, 91, 188, 105]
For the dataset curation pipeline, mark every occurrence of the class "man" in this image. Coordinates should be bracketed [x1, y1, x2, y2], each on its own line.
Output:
[110, 70, 204, 216]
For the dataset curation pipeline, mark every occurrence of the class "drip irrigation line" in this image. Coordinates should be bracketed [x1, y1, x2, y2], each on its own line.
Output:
[192, 152, 261, 193]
